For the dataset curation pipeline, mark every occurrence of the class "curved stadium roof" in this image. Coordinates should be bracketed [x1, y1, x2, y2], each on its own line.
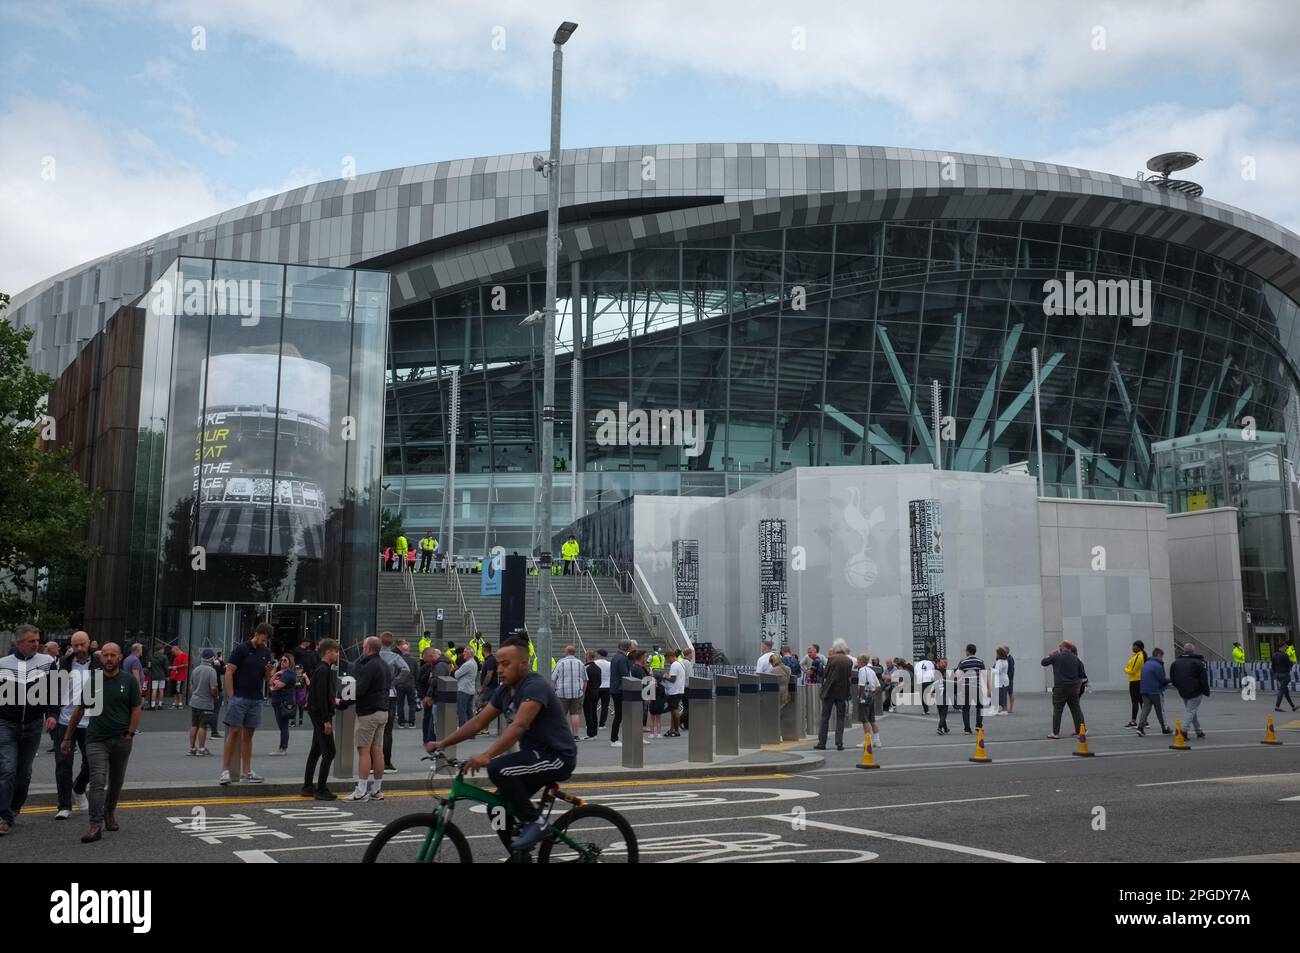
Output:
[11, 143, 1300, 376]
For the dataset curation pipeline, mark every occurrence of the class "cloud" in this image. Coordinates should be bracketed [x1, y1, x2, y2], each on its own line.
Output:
[0, 98, 230, 296]
[1046, 104, 1300, 236]
[139, 0, 1300, 122]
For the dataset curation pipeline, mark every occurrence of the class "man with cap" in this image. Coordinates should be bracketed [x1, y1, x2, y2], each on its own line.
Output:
[188, 649, 220, 756]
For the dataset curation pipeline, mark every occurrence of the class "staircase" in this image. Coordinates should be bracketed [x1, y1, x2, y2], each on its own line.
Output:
[375, 569, 656, 661]
[375, 572, 422, 642]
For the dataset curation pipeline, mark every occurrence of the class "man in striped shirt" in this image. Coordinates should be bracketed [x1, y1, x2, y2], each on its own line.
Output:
[551, 645, 588, 742]
[0, 624, 59, 835]
[957, 644, 989, 735]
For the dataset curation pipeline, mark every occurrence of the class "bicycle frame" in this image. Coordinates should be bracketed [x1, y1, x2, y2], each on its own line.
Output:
[418, 766, 596, 862]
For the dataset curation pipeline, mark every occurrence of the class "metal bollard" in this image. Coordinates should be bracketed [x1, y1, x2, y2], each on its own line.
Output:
[435, 675, 459, 759]
[759, 673, 782, 744]
[714, 674, 739, 756]
[687, 676, 714, 763]
[738, 673, 761, 748]
[781, 675, 801, 741]
[620, 676, 644, 769]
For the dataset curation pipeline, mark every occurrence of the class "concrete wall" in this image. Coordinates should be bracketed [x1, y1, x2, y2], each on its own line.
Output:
[1167, 507, 1244, 662]
[633, 466, 1048, 689]
[1038, 499, 1172, 691]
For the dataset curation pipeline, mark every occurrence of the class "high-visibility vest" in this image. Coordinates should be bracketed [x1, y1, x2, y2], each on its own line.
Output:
[396, 535, 408, 554]
[1231, 645, 1245, 664]
[528, 642, 537, 672]
[418, 636, 431, 657]
[649, 653, 664, 669]
[421, 536, 436, 552]
[469, 636, 486, 662]
[1289, 645, 1298, 664]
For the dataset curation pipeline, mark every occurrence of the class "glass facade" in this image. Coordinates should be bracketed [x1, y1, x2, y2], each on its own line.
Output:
[128, 257, 388, 651]
[385, 219, 1300, 552]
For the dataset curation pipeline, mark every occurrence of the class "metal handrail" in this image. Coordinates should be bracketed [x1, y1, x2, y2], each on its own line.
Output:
[567, 610, 586, 657]
[1172, 623, 1231, 664]
[578, 568, 612, 632]
[614, 613, 630, 646]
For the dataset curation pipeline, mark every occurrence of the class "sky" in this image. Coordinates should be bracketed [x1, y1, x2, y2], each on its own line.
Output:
[2, 0, 1299, 296]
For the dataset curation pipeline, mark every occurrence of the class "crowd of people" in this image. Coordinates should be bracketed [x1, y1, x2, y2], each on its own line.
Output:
[3, 618, 1296, 848]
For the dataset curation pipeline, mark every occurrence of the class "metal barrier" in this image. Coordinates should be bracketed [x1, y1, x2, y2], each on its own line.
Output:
[687, 676, 714, 764]
[759, 673, 782, 744]
[738, 673, 761, 748]
[619, 676, 644, 768]
[780, 677, 801, 741]
[435, 675, 459, 758]
[714, 674, 739, 756]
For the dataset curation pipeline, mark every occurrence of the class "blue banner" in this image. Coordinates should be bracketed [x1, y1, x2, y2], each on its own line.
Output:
[480, 551, 502, 596]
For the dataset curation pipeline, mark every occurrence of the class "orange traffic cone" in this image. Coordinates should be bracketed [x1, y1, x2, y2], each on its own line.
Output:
[856, 732, 881, 769]
[1261, 714, 1284, 746]
[1169, 719, 1191, 750]
[968, 726, 993, 763]
[1072, 723, 1095, 757]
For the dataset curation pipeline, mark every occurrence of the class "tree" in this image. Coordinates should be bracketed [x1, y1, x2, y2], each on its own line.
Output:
[380, 507, 404, 549]
[0, 292, 100, 632]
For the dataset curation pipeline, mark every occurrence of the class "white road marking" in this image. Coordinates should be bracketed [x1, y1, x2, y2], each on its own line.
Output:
[1137, 772, 1300, 787]
[760, 815, 1043, 863]
[231, 794, 1030, 861]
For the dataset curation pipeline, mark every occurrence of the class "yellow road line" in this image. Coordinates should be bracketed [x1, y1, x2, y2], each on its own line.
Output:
[21, 772, 797, 814]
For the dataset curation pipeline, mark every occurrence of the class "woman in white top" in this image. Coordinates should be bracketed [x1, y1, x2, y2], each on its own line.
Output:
[855, 654, 882, 746]
[992, 647, 1010, 713]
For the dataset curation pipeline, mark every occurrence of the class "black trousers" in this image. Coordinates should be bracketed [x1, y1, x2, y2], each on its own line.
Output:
[1128, 680, 1142, 721]
[960, 703, 984, 732]
[304, 715, 336, 789]
[610, 690, 624, 742]
[382, 698, 397, 766]
[937, 703, 949, 730]
[921, 681, 934, 714]
[419, 550, 432, 572]
[54, 725, 89, 811]
[583, 691, 599, 737]
[597, 688, 610, 726]
[487, 750, 574, 824]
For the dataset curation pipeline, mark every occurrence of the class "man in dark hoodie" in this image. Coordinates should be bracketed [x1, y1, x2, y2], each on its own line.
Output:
[1041, 641, 1087, 739]
[1136, 647, 1172, 737]
[302, 638, 341, 800]
[1169, 644, 1210, 739]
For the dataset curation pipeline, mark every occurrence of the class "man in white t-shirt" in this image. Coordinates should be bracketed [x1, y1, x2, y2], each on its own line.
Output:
[755, 640, 775, 674]
[915, 658, 936, 714]
[663, 649, 688, 737]
[856, 658, 882, 746]
[594, 649, 612, 728]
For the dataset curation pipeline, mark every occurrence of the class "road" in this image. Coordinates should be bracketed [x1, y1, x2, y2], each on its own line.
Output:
[8, 731, 1298, 863]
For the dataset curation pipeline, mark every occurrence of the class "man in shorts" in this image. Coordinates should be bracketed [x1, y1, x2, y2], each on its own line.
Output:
[187, 649, 219, 756]
[550, 645, 587, 741]
[347, 636, 391, 801]
[428, 637, 577, 850]
[219, 623, 274, 785]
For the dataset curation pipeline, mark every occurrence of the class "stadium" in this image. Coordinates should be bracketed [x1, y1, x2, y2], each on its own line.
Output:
[10, 143, 1300, 658]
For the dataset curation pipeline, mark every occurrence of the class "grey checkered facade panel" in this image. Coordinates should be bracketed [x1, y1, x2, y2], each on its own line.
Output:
[10, 144, 1300, 376]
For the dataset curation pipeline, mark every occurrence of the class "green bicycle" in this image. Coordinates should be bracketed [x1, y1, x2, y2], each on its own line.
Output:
[361, 754, 639, 863]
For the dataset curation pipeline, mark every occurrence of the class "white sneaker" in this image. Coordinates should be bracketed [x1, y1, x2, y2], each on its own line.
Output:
[219, 770, 232, 785]
[610, 741, 622, 748]
[75, 793, 89, 812]
[346, 789, 370, 801]
[267, 749, 287, 756]
[55, 809, 71, 820]
[367, 788, 384, 801]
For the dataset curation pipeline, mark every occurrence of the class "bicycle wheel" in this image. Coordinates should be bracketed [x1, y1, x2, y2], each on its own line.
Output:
[361, 813, 473, 863]
[537, 804, 639, 863]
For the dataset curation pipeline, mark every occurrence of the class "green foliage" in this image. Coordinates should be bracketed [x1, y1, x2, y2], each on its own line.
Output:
[380, 507, 404, 549]
[0, 292, 100, 632]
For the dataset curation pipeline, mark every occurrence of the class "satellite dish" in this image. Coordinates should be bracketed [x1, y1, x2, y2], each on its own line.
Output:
[1143, 151, 1205, 198]
[1146, 152, 1201, 176]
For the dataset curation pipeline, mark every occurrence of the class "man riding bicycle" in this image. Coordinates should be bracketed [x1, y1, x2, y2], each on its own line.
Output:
[426, 636, 577, 850]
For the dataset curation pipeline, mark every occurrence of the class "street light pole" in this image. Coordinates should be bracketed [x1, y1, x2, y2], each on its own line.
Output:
[536, 20, 577, 675]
